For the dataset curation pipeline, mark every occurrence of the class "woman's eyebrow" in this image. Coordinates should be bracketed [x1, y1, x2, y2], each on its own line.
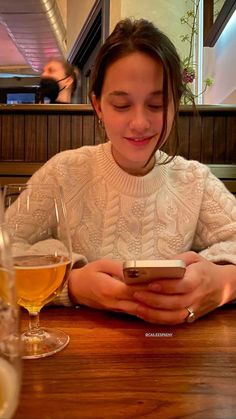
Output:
[151, 90, 163, 96]
[108, 91, 129, 97]
[108, 90, 163, 97]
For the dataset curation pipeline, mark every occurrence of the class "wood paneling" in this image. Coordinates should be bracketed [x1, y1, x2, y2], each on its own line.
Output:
[14, 115, 25, 160]
[201, 116, 214, 163]
[0, 162, 42, 185]
[25, 115, 37, 161]
[0, 104, 235, 164]
[71, 115, 83, 149]
[60, 115, 71, 151]
[213, 116, 226, 163]
[1, 114, 13, 160]
[82, 114, 96, 146]
[0, 105, 235, 190]
[226, 116, 236, 164]
[178, 115, 190, 158]
[48, 115, 60, 159]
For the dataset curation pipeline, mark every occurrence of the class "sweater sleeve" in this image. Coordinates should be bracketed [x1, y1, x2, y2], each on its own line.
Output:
[52, 253, 88, 306]
[192, 170, 236, 264]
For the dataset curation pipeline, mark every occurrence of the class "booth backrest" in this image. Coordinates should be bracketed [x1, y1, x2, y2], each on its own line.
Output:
[208, 164, 236, 195]
[0, 104, 235, 195]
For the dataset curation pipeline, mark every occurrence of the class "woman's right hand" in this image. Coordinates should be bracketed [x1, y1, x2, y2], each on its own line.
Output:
[68, 259, 141, 315]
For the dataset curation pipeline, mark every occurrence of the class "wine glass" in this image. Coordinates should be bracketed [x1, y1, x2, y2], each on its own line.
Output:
[4, 183, 72, 359]
[0, 191, 21, 418]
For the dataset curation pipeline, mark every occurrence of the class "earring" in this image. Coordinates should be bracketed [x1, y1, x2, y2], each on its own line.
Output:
[98, 118, 105, 129]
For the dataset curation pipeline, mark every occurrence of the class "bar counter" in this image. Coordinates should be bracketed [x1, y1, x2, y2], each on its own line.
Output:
[14, 304, 236, 419]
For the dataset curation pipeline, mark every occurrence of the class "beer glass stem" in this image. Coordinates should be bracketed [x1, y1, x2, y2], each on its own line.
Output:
[22, 309, 69, 359]
[28, 312, 41, 336]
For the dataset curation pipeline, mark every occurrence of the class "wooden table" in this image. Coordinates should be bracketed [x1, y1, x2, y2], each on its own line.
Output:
[14, 305, 236, 419]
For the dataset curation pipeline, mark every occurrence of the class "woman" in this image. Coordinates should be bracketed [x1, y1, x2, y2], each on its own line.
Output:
[39, 58, 79, 103]
[7, 19, 236, 324]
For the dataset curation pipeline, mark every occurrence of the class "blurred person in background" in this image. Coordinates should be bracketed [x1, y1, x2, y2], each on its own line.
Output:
[39, 58, 80, 104]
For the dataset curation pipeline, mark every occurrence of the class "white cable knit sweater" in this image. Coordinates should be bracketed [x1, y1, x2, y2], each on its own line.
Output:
[27, 141, 236, 305]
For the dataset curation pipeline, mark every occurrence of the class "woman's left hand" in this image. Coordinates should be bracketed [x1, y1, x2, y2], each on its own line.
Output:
[133, 251, 233, 324]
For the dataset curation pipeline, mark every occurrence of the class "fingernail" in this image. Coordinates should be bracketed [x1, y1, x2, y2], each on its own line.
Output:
[136, 305, 147, 319]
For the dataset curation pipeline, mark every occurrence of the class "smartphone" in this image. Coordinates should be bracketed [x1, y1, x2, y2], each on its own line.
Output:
[123, 259, 186, 284]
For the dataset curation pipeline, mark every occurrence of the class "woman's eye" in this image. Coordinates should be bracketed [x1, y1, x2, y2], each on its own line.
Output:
[111, 103, 162, 111]
[148, 104, 162, 110]
[113, 104, 130, 110]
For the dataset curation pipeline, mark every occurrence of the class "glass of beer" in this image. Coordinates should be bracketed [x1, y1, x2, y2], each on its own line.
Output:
[4, 184, 72, 359]
[0, 195, 21, 418]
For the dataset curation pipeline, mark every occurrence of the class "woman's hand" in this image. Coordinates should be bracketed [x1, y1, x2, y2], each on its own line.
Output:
[132, 251, 236, 324]
[68, 259, 145, 316]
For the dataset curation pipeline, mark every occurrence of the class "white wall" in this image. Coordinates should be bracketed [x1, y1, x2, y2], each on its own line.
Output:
[56, 0, 67, 28]
[203, 11, 236, 104]
[67, 0, 96, 56]
[65, 1, 236, 105]
[119, 0, 190, 60]
[66, 0, 192, 65]
[109, 0, 121, 32]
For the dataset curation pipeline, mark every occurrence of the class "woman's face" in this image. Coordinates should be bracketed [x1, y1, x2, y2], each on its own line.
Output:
[42, 60, 66, 82]
[92, 52, 175, 176]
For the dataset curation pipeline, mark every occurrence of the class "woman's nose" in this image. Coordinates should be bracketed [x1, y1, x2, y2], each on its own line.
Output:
[129, 109, 151, 132]
[41, 70, 49, 78]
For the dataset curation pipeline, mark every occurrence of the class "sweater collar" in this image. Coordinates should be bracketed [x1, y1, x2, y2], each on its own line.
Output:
[96, 141, 167, 196]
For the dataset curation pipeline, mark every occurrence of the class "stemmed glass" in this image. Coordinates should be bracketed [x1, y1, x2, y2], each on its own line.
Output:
[0, 191, 21, 418]
[4, 184, 72, 359]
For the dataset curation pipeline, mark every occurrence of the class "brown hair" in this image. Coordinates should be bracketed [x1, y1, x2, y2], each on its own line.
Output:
[90, 18, 189, 160]
[62, 60, 80, 95]
[47, 58, 80, 95]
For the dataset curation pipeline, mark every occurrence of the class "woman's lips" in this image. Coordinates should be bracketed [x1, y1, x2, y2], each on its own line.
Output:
[124, 134, 157, 146]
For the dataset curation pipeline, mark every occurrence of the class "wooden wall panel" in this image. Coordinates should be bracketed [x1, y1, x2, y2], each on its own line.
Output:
[0, 104, 235, 164]
[71, 115, 83, 149]
[48, 115, 60, 159]
[82, 115, 95, 146]
[25, 115, 36, 161]
[201, 116, 214, 163]
[14, 115, 25, 160]
[59, 115, 71, 151]
[0, 105, 235, 191]
[25, 115, 47, 162]
[188, 115, 202, 161]
[213, 116, 226, 163]
[1, 114, 13, 160]
[178, 115, 190, 159]
[226, 116, 236, 163]
[36, 115, 48, 161]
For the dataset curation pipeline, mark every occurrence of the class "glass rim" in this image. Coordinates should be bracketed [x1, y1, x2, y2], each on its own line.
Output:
[3, 183, 58, 188]
[3, 183, 63, 196]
